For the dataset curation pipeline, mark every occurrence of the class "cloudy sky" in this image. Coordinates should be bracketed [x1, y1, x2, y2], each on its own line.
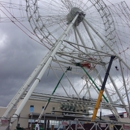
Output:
[0, 0, 130, 112]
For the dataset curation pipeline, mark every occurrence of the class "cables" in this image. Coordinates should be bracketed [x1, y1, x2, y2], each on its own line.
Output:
[0, 2, 50, 49]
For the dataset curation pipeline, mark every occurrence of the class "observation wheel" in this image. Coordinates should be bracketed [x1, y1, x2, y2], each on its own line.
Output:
[1, 0, 130, 127]
[26, 0, 116, 50]
[25, 0, 130, 118]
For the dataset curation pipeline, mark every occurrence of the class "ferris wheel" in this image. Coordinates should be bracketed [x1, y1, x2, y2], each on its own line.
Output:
[0, 0, 130, 127]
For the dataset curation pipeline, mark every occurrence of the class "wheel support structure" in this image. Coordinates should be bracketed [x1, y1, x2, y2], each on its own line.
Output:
[84, 18, 130, 117]
[8, 14, 79, 128]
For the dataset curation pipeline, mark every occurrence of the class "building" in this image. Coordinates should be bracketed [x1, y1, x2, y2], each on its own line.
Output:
[0, 93, 130, 130]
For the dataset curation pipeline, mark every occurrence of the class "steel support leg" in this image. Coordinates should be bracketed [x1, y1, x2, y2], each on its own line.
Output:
[8, 14, 79, 128]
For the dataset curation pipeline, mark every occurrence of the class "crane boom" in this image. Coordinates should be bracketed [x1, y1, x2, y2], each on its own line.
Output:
[91, 56, 115, 121]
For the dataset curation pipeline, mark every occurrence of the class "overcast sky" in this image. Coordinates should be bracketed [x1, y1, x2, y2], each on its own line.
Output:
[0, 0, 130, 109]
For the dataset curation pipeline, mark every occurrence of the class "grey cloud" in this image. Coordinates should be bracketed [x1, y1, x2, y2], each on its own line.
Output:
[0, 0, 130, 108]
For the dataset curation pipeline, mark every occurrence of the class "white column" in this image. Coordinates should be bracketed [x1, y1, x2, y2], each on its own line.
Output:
[9, 14, 79, 127]
[119, 60, 130, 118]
[75, 27, 88, 53]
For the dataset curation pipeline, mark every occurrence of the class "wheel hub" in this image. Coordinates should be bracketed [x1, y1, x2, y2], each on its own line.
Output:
[67, 7, 85, 26]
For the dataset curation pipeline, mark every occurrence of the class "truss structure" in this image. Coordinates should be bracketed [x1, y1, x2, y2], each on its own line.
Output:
[0, 0, 130, 129]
